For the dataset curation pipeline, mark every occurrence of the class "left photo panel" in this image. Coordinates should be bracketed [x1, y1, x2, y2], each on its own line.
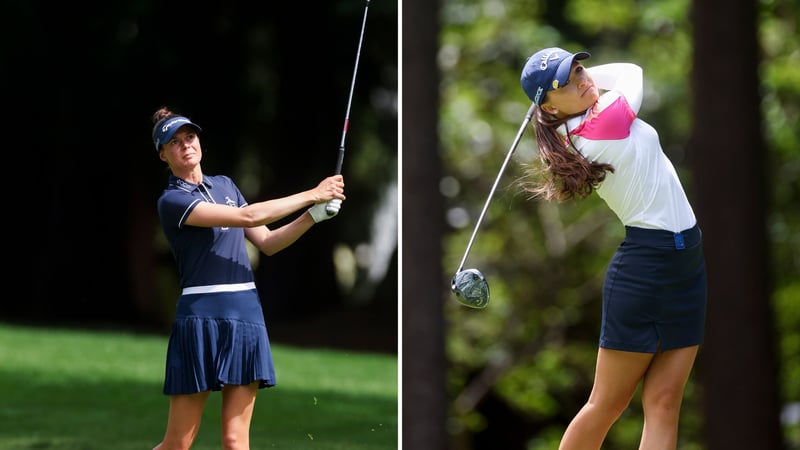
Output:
[3, 0, 399, 449]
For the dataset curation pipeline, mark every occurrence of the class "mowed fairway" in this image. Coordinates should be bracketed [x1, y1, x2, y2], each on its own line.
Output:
[0, 323, 397, 450]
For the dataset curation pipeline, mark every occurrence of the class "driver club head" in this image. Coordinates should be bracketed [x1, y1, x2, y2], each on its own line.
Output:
[451, 268, 490, 308]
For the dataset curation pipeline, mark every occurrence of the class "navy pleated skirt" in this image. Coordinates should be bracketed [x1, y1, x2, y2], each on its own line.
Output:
[163, 288, 276, 395]
[600, 224, 707, 353]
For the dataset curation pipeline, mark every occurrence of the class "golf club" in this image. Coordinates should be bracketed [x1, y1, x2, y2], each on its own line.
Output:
[327, 0, 371, 216]
[451, 102, 536, 308]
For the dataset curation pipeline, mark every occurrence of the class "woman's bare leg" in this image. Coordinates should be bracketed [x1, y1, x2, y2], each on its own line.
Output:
[219, 382, 259, 450]
[639, 345, 698, 450]
[152, 391, 211, 450]
[559, 348, 654, 450]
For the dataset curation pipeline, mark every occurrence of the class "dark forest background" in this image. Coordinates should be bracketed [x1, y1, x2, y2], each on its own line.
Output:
[2, 0, 398, 354]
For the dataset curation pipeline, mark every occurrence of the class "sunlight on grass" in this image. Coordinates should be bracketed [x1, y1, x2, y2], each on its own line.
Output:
[274, 346, 398, 395]
[0, 323, 397, 450]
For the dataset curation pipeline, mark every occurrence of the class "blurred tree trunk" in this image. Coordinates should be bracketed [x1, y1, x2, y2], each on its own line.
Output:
[689, 0, 784, 448]
[402, 0, 448, 448]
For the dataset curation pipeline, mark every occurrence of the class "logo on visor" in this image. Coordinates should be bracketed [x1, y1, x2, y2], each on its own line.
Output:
[155, 117, 193, 150]
[162, 117, 190, 133]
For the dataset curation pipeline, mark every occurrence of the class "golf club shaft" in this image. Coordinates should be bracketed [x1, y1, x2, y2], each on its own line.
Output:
[456, 102, 536, 273]
[328, 0, 371, 216]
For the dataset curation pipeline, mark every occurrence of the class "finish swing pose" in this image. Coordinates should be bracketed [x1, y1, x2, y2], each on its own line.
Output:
[519, 48, 707, 449]
[150, 107, 345, 450]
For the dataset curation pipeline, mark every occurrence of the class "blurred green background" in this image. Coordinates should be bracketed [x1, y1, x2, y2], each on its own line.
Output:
[403, 0, 799, 448]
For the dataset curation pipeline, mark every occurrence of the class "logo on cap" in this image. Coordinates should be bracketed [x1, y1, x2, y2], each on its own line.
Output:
[533, 87, 544, 105]
[538, 50, 562, 70]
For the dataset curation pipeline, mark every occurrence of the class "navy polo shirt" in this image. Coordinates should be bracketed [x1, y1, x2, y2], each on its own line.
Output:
[157, 174, 256, 289]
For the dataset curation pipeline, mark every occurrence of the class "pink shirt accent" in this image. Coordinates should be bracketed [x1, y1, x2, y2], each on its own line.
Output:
[570, 96, 636, 141]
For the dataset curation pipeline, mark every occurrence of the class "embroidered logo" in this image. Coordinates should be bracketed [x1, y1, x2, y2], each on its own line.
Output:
[534, 86, 544, 105]
[176, 178, 193, 191]
[538, 50, 561, 70]
[155, 117, 192, 148]
[220, 196, 238, 232]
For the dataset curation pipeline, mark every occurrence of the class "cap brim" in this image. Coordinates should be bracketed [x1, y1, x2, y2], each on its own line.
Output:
[552, 51, 591, 89]
[167, 123, 201, 139]
[153, 116, 202, 151]
[160, 123, 200, 147]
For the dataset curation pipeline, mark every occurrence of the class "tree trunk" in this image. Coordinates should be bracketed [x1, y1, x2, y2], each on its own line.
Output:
[402, 0, 448, 448]
[689, 0, 784, 448]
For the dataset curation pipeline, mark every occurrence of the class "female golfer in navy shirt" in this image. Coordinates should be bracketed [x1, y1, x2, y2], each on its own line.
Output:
[519, 48, 707, 449]
[150, 107, 345, 450]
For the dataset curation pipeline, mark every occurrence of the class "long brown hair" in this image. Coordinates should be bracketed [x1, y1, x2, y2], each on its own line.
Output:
[520, 106, 614, 202]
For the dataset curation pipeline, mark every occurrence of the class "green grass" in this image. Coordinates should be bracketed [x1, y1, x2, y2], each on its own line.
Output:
[0, 323, 397, 450]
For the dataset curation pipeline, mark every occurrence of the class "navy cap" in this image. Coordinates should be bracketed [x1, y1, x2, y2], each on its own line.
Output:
[520, 47, 590, 106]
[152, 115, 202, 151]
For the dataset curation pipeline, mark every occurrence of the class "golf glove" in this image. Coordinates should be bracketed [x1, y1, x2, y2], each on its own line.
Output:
[309, 199, 341, 223]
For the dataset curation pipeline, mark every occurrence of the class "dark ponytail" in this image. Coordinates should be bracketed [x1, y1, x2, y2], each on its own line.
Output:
[519, 107, 614, 202]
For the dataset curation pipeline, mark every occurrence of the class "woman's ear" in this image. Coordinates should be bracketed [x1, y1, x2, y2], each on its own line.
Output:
[540, 103, 558, 115]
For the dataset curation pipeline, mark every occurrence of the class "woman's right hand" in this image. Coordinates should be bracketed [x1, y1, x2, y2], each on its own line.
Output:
[313, 175, 346, 202]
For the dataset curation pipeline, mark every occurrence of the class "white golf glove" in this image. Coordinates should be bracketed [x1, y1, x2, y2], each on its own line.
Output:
[309, 199, 342, 223]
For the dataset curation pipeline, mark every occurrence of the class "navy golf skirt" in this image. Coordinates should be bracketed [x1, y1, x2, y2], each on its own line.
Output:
[163, 286, 276, 395]
[600, 224, 707, 353]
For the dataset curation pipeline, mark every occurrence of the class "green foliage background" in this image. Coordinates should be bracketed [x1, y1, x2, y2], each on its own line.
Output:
[438, 0, 799, 448]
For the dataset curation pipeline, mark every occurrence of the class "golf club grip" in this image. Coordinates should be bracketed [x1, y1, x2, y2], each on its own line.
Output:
[326, 146, 345, 216]
[333, 144, 345, 175]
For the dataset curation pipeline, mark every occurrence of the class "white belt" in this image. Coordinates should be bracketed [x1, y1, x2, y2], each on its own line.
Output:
[182, 282, 256, 295]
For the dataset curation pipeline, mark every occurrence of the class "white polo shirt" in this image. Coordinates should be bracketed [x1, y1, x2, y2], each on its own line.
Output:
[561, 63, 696, 233]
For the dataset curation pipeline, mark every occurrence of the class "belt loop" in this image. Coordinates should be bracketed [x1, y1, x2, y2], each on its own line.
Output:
[674, 232, 685, 250]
